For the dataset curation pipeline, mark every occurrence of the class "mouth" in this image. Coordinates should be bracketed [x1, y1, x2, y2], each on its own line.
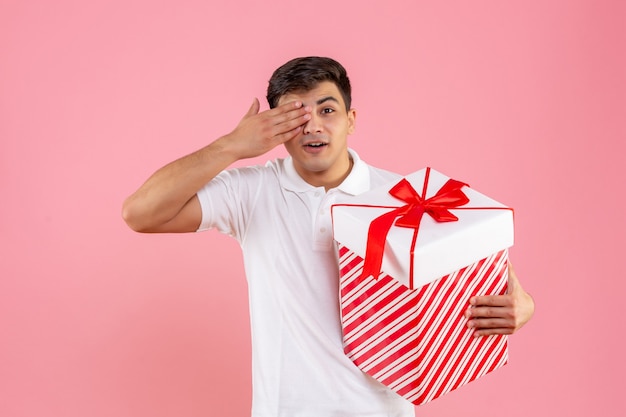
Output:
[303, 140, 329, 149]
[305, 142, 328, 148]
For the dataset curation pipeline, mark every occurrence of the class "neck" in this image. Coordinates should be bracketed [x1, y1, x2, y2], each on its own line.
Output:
[295, 154, 354, 191]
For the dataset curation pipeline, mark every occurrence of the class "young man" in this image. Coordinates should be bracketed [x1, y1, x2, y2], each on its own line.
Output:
[123, 57, 534, 417]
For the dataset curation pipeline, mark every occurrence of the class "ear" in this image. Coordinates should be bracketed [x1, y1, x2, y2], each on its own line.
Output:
[347, 108, 357, 134]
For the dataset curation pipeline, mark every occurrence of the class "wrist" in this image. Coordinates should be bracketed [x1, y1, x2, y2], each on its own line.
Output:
[205, 135, 241, 166]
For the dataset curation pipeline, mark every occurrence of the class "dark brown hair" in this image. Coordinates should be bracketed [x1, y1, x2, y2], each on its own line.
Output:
[266, 56, 352, 111]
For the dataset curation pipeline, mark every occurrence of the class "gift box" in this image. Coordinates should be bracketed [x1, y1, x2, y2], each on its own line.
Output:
[331, 167, 514, 405]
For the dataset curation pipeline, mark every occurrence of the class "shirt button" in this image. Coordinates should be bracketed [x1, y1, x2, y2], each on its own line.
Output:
[314, 191, 320, 197]
[320, 227, 326, 233]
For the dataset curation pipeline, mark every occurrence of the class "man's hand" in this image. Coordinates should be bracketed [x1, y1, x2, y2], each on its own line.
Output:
[464, 263, 535, 337]
[221, 98, 311, 160]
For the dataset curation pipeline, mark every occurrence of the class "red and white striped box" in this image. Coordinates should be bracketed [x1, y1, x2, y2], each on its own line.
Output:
[331, 167, 514, 405]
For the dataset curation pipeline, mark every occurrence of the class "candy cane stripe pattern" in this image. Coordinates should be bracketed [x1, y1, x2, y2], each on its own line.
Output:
[338, 244, 509, 405]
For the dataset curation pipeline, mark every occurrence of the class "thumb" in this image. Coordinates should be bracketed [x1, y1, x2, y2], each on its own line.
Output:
[244, 98, 260, 118]
[507, 261, 519, 294]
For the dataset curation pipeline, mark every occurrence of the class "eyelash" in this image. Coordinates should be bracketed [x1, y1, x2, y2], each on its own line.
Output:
[321, 108, 334, 114]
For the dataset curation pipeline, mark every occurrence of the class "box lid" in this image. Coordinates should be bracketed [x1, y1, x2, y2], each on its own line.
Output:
[331, 167, 514, 288]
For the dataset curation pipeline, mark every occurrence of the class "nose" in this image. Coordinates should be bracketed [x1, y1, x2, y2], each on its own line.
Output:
[303, 112, 322, 135]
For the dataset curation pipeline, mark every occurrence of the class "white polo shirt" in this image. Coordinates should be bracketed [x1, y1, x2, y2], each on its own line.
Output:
[197, 149, 415, 417]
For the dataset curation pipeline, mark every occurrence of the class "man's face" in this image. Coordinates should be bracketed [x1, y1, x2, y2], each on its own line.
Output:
[277, 81, 356, 190]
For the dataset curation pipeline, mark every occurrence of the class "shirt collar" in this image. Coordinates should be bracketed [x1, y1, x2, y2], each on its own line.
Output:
[280, 148, 370, 195]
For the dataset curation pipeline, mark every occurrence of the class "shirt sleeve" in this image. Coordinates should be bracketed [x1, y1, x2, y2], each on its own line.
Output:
[195, 166, 265, 242]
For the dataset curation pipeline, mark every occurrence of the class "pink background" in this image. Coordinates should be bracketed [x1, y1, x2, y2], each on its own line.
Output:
[1, 1, 624, 416]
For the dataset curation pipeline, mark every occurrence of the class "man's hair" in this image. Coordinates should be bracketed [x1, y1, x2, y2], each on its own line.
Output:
[267, 56, 352, 111]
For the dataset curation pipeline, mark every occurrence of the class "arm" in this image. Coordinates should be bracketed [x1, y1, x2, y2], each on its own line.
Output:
[122, 98, 311, 233]
[464, 262, 535, 337]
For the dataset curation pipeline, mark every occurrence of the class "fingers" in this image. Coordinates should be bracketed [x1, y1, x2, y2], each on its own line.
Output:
[470, 326, 515, 337]
[466, 294, 515, 322]
[268, 101, 311, 128]
[243, 98, 308, 125]
[465, 304, 513, 328]
[273, 113, 310, 141]
[227, 99, 312, 159]
[465, 292, 533, 336]
[271, 125, 304, 145]
[262, 102, 311, 142]
[465, 305, 512, 319]
[465, 308, 515, 337]
[467, 317, 512, 328]
[465, 294, 515, 336]
[469, 294, 510, 307]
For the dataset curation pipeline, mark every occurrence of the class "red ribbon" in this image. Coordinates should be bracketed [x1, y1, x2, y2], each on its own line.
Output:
[360, 168, 469, 287]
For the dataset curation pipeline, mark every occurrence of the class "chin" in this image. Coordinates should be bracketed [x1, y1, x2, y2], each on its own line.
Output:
[301, 161, 331, 173]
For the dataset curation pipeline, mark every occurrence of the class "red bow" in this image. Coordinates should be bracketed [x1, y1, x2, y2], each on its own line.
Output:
[360, 168, 469, 287]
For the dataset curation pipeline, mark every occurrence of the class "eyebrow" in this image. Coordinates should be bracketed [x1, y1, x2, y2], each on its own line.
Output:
[316, 96, 340, 106]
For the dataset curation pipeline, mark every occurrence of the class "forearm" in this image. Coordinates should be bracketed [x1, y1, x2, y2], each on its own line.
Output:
[122, 136, 237, 232]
